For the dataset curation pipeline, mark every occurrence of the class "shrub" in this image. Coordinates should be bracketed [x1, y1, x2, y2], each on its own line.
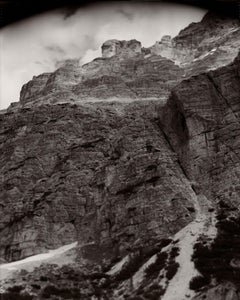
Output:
[115, 254, 144, 282]
[31, 284, 41, 290]
[166, 262, 179, 280]
[159, 238, 172, 248]
[0, 293, 33, 300]
[189, 275, 210, 290]
[192, 213, 240, 288]
[113, 239, 172, 283]
[187, 207, 195, 213]
[7, 285, 24, 293]
[208, 208, 214, 212]
[216, 213, 227, 221]
[39, 275, 49, 282]
[42, 285, 81, 299]
[2, 285, 33, 300]
[87, 272, 109, 280]
[218, 200, 231, 209]
[145, 252, 168, 279]
[170, 247, 179, 259]
[217, 220, 240, 234]
[143, 289, 164, 300]
[141, 239, 172, 261]
[110, 255, 122, 265]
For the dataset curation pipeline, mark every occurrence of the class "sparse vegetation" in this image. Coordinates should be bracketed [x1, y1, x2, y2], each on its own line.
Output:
[145, 252, 168, 279]
[142, 289, 164, 300]
[189, 275, 211, 290]
[170, 246, 179, 259]
[187, 206, 195, 213]
[7, 285, 24, 293]
[42, 285, 81, 299]
[128, 296, 144, 300]
[192, 208, 240, 288]
[39, 275, 49, 281]
[31, 284, 41, 290]
[0, 285, 33, 300]
[114, 253, 145, 282]
[166, 262, 179, 280]
[115, 238, 172, 282]
[134, 283, 165, 300]
[0, 292, 33, 300]
[1, 240, 175, 300]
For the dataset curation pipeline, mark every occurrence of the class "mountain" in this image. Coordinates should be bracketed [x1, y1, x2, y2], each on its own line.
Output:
[0, 11, 240, 300]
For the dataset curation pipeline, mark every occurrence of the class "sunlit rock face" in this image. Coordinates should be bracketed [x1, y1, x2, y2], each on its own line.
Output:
[148, 12, 240, 71]
[19, 46, 184, 105]
[150, 35, 175, 60]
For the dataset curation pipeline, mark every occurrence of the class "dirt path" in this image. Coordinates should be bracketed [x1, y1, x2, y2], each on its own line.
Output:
[161, 194, 217, 300]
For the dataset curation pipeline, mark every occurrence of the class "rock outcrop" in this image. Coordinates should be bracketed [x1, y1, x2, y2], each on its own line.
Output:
[101, 39, 142, 58]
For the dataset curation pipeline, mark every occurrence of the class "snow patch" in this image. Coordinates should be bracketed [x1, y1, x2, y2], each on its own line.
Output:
[106, 255, 129, 276]
[162, 221, 204, 300]
[193, 48, 217, 61]
[162, 193, 217, 300]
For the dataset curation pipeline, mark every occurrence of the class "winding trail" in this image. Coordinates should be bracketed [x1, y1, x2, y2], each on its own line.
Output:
[161, 193, 217, 300]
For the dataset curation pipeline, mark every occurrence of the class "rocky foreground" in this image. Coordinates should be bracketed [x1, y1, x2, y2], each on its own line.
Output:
[0, 11, 240, 300]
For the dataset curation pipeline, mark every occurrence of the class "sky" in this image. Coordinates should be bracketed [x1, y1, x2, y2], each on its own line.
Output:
[0, 2, 207, 109]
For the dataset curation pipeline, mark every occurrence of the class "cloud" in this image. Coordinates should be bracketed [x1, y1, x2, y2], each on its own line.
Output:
[115, 8, 134, 21]
[0, 2, 206, 109]
[45, 45, 66, 54]
[61, 6, 80, 20]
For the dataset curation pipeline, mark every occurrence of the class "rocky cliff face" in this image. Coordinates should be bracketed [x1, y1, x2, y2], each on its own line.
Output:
[161, 52, 240, 207]
[149, 12, 240, 75]
[0, 100, 197, 262]
[1, 10, 240, 300]
[19, 53, 183, 106]
[102, 39, 142, 58]
[16, 12, 239, 110]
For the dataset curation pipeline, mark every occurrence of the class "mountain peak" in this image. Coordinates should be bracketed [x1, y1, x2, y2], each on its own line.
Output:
[15, 12, 240, 107]
[101, 39, 142, 58]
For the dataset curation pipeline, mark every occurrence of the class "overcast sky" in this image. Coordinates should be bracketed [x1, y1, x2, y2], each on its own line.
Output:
[0, 2, 206, 109]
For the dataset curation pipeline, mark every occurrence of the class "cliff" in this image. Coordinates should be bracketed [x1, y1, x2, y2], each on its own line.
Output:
[0, 100, 197, 261]
[149, 12, 240, 74]
[161, 52, 240, 207]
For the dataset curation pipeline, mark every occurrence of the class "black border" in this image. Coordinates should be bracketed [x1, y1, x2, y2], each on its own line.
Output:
[0, 0, 239, 28]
